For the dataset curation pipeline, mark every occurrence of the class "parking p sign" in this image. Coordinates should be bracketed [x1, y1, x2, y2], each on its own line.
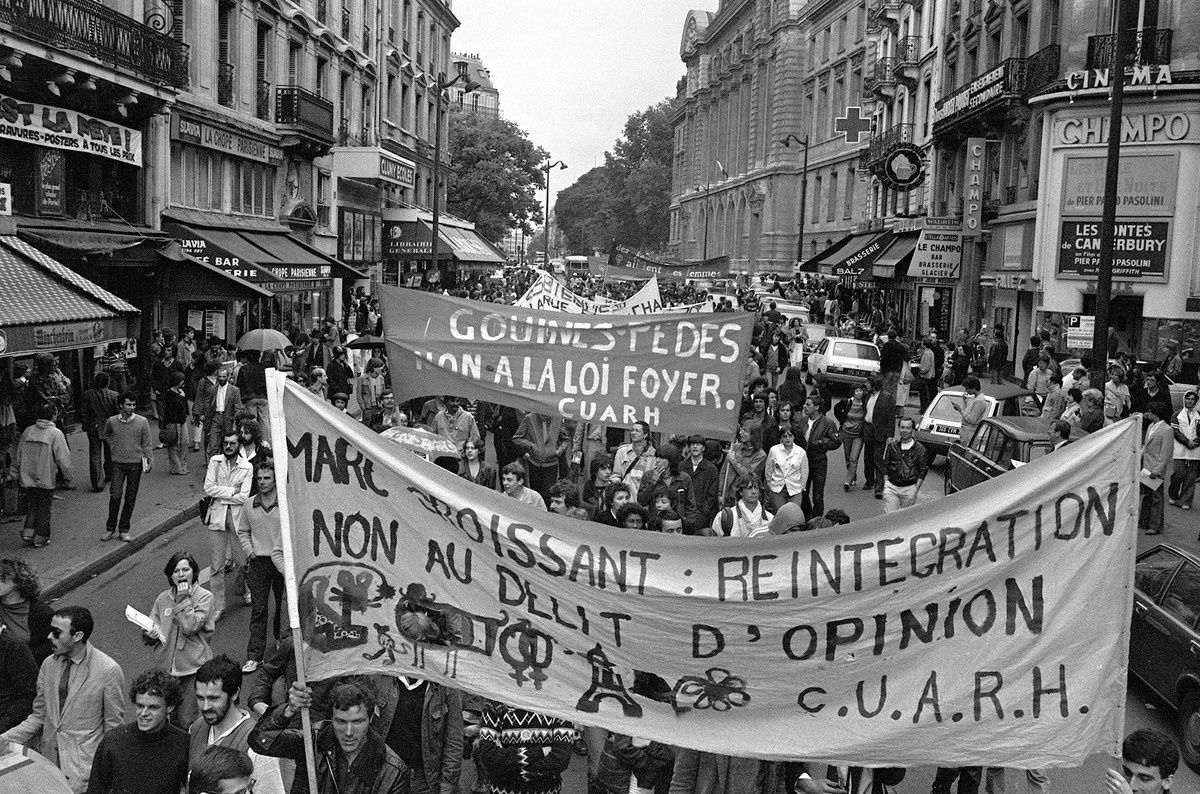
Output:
[1066, 314, 1095, 349]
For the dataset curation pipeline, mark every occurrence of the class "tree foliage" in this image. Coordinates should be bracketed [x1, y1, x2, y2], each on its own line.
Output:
[446, 108, 547, 242]
[553, 98, 676, 255]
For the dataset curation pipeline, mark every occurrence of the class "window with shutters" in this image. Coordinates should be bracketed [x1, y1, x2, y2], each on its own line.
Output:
[171, 0, 185, 41]
[256, 24, 271, 121]
[288, 41, 302, 85]
[218, 7, 235, 107]
[316, 58, 328, 98]
[843, 163, 855, 219]
[811, 175, 822, 223]
[827, 172, 838, 222]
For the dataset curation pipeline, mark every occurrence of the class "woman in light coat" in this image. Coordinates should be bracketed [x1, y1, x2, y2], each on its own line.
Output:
[147, 551, 214, 726]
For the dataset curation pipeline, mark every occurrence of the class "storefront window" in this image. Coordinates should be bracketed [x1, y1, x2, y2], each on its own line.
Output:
[917, 285, 953, 340]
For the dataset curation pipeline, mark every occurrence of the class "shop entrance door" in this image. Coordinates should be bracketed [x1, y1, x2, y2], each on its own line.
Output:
[917, 285, 954, 341]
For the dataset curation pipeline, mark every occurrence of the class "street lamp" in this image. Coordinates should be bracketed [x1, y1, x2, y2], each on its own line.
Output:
[542, 159, 567, 269]
[781, 135, 810, 271]
[430, 71, 480, 283]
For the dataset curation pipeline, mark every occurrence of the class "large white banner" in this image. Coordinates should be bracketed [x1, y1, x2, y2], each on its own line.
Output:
[269, 372, 1137, 766]
[516, 272, 663, 314]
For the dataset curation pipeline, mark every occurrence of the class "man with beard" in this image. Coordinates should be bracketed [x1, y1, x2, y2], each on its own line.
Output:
[188, 655, 254, 769]
[87, 668, 189, 794]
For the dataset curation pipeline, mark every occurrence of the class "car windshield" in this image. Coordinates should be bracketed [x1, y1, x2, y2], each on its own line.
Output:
[832, 342, 879, 361]
[928, 394, 996, 422]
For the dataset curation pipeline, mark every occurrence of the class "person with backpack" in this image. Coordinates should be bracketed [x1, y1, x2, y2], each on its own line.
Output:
[708, 478, 772, 538]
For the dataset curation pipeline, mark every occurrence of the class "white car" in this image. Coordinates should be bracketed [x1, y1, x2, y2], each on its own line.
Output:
[914, 383, 1044, 459]
[806, 337, 880, 388]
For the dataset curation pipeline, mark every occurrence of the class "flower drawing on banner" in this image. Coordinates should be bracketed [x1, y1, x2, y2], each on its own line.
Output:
[671, 668, 750, 715]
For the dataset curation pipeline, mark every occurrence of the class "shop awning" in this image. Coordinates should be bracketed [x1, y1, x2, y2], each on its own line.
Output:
[872, 232, 919, 279]
[383, 219, 505, 265]
[0, 235, 138, 357]
[163, 210, 367, 284]
[830, 231, 894, 276]
[157, 241, 273, 300]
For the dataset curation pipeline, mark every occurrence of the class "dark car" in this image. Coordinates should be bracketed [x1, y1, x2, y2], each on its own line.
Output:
[1131, 543, 1200, 771]
[945, 416, 1084, 494]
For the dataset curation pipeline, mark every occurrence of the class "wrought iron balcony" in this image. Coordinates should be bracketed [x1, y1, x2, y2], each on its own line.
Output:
[1024, 44, 1060, 95]
[1087, 27, 1172, 71]
[277, 84, 335, 141]
[317, 0, 327, 24]
[218, 61, 234, 106]
[336, 118, 377, 147]
[865, 57, 897, 96]
[0, 0, 189, 87]
[867, 122, 914, 165]
[895, 36, 920, 66]
[256, 79, 271, 121]
[868, 0, 901, 30]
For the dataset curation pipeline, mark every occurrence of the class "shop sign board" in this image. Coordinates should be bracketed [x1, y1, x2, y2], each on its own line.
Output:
[0, 93, 142, 166]
[383, 220, 433, 260]
[910, 218, 963, 280]
[0, 182, 10, 215]
[1057, 220, 1169, 281]
[272, 266, 331, 280]
[880, 144, 925, 191]
[34, 149, 65, 215]
[171, 112, 283, 164]
[178, 236, 265, 282]
[1061, 153, 1177, 216]
[1053, 111, 1196, 147]
[331, 147, 416, 188]
[833, 232, 893, 276]
[932, 62, 1012, 128]
[0, 318, 127, 356]
[963, 139, 985, 238]
[1065, 314, 1095, 349]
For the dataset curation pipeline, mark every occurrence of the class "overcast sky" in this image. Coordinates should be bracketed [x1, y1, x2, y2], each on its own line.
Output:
[451, 0, 700, 209]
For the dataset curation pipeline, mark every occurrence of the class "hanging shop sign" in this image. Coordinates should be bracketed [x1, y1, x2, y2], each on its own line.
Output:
[0, 93, 142, 166]
[34, 149, 66, 216]
[910, 219, 963, 280]
[1061, 153, 1177, 216]
[879, 143, 925, 191]
[963, 138, 985, 238]
[1057, 220, 1169, 282]
[931, 62, 1015, 129]
[1053, 111, 1196, 147]
[170, 112, 283, 164]
[1064, 64, 1174, 91]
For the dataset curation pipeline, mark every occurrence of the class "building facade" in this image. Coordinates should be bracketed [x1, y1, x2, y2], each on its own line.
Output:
[450, 52, 500, 116]
[1031, 0, 1200, 363]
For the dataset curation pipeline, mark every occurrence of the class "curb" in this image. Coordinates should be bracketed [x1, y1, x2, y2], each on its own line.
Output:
[42, 502, 201, 602]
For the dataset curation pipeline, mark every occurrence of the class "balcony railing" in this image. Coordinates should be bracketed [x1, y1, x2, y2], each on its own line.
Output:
[0, 0, 189, 87]
[867, 122, 914, 164]
[1024, 44, 1060, 95]
[277, 84, 335, 140]
[316, 0, 327, 24]
[218, 61, 234, 106]
[867, 0, 901, 29]
[1087, 27, 1172, 71]
[340, 5, 350, 39]
[256, 79, 271, 121]
[895, 36, 921, 66]
[865, 57, 897, 93]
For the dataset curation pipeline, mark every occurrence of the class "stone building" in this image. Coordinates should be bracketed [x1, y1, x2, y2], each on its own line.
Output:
[450, 52, 500, 117]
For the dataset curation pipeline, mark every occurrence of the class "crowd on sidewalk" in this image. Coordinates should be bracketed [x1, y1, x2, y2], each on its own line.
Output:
[0, 270, 1193, 793]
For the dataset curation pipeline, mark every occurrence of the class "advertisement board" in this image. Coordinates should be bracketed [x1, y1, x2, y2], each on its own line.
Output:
[910, 219, 963, 280]
[1057, 220, 1169, 281]
[1061, 153, 1177, 217]
[1, 93, 142, 166]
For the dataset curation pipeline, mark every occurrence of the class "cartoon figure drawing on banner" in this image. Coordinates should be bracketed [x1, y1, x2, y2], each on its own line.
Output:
[363, 623, 398, 665]
[299, 562, 395, 652]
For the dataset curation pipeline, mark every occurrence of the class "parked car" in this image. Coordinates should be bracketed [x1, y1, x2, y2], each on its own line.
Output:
[806, 337, 880, 389]
[1060, 357, 1195, 413]
[1131, 543, 1200, 771]
[945, 416, 1083, 494]
[914, 383, 1044, 459]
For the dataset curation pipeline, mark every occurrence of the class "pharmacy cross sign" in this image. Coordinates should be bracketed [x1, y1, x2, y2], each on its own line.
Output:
[835, 106, 873, 144]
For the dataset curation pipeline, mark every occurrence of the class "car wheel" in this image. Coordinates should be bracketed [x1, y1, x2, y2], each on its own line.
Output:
[1178, 690, 1200, 772]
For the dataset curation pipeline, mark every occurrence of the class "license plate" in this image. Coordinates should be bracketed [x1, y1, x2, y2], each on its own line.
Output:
[935, 425, 957, 435]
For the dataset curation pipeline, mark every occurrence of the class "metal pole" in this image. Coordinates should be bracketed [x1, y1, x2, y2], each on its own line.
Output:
[796, 137, 809, 267]
[1089, 0, 1128, 385]
[544, 165, 551, 269]
[430, 75, 444, 287]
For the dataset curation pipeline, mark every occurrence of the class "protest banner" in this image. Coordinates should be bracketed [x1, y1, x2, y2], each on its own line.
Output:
[269, 367, 1138, 767]
[594, 247, 732, 281]
[381, 286, 753, 437]
[515, 272, 664, 315]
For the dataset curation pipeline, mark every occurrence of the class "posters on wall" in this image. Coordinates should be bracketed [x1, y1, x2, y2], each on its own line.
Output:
[0, 92, 143, 166]
[381, 287, 753, 437]
[268, 371, 1138, 766]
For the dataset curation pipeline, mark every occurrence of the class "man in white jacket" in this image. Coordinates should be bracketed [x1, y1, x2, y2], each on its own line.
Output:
[203, 431, 253, 620]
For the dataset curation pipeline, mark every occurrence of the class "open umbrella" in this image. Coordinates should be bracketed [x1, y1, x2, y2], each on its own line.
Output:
[346, 334, 386, 350]
[237, 328, 291, 352]
[380, 425, 460, 458]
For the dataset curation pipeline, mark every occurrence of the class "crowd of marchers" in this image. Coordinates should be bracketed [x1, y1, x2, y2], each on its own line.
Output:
[0, 268, 1194, 793]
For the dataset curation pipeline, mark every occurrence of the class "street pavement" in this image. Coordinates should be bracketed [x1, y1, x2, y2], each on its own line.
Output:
[9, 409, 1200, 791]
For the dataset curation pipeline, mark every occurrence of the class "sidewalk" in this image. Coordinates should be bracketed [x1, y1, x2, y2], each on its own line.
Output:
[1, 422, 206, 600]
